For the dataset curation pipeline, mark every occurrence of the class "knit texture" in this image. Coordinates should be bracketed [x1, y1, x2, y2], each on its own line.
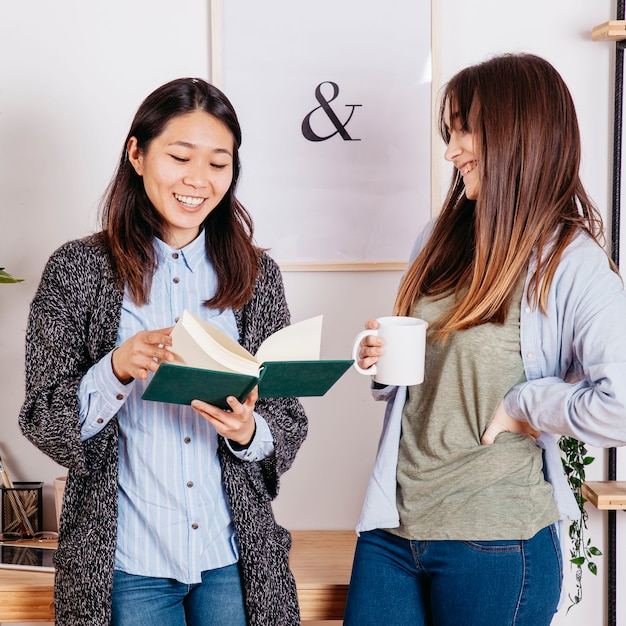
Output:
[19, 234, 308, 625]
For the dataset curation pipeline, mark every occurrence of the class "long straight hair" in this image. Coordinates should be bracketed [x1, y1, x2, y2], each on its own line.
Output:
[395, 53, 610, 338]
[99, 78, 260, 310]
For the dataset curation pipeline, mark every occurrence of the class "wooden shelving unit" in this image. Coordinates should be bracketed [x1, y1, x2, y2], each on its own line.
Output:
[583, 481, 626, 510]
[593, 20, 626, 41]
[0, 530, 357, 623]
[590, 13, 624, 626]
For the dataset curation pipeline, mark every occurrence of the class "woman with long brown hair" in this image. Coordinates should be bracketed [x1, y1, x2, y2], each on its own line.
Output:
[20, 78, 307, 626]
[344, 53, 626, 625]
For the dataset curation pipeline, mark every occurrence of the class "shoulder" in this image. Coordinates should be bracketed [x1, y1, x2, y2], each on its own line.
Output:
[555, 230, 616, 280]
[252, 251, 286, 298]
[562, 229, 609, 257]
[545, 230, 624, 315]
[257, 250, 282, 282]
[37, 233, 118, 303]
[45, 233, 111, 273]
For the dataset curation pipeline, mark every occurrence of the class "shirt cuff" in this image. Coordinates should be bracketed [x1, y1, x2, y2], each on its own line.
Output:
[79, 350, 134, 440]
[226, 412, 275, 462]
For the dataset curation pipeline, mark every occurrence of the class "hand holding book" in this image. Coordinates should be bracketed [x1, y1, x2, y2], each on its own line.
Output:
[142, 311, 353, 408]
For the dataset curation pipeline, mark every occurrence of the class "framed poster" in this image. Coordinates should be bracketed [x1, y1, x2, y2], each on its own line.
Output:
[210, 0, 433, 270]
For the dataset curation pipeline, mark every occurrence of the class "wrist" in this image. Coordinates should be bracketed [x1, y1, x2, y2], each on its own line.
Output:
[111, 349, 133, 385]
[228, 424, 256, 451]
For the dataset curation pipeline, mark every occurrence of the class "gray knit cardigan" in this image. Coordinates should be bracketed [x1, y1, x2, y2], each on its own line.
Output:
[19, 235, 308, 626]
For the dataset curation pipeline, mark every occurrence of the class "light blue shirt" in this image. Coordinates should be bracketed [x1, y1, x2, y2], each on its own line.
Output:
[78, 234, 274, 583]
[357, 225, 626, 535]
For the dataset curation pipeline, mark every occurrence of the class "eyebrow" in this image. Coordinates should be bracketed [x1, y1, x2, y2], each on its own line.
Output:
[167, 141, 232, 156]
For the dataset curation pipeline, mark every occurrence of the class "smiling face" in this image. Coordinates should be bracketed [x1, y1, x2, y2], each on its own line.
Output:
[127, 109, 235, 248]
[443, 100, 480, 200]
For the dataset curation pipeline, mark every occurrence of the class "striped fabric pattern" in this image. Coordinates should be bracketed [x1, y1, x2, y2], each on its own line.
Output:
[81, 235, 240, 583]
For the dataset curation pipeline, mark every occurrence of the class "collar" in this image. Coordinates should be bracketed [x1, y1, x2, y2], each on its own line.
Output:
[154, 232, 207, 273]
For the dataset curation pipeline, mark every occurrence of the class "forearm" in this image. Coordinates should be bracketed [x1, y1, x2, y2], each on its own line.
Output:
[504, 372, 626, 447]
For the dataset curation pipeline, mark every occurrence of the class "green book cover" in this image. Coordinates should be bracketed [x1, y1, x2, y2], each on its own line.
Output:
[141, 359, 353, 409]
[140, 310, 353, 408]
[257, 360, 353, 399]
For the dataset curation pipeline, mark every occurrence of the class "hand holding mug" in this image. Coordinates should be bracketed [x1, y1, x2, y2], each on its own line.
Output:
[352, 316, 427, 386]
[356, 319, 384, 370]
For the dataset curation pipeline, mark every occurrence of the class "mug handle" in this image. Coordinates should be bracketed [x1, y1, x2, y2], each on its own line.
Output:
[351, 329, 379, 376]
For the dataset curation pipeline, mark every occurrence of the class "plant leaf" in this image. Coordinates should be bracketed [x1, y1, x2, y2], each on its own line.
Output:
[0, 268, 23, 283]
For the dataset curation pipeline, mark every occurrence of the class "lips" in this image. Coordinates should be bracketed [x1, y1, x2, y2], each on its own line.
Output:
[174, 193, 205, 208]
[459, 160, 477, 175]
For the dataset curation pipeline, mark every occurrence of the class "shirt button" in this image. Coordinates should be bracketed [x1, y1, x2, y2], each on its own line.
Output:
[187, 481, 194, 488]
[525, 307, 531, 314]
[96, 418, 104, 424]
[526, 352, 535, 359]
[191, 523, 199, 530]
[174, 316, 180, 323]
[116, 394, 124, 400]
[184, 437, 191, 444]
[173, 277, 180, 284]
[172, 252, 179, 259]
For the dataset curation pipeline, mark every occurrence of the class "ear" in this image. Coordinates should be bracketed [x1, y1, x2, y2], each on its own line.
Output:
[127, 137, 143, 176]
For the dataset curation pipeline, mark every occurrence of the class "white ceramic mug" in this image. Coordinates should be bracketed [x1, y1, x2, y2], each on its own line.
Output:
[351, 316, 426, 386]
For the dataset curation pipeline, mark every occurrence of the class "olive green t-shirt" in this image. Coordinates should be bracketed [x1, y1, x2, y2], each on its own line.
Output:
[390, 285, 559, 540]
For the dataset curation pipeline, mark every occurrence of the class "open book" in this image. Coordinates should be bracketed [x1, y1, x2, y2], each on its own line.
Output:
[141, 311, 353, 408]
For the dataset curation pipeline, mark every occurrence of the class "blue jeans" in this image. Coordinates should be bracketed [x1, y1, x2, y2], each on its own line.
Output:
[344, 525, 562, 626]
[111, 563, 247, 626]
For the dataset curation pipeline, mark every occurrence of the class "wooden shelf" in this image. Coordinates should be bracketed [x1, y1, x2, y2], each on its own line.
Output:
[583, 481, 626, 510]
[0, 530, 357, 623]
[290, 530, 356, 621]
[0, 568, 54, 622]
[593, 21, 626, 41]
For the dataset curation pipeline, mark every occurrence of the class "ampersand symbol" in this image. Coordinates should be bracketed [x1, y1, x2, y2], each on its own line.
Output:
[301, 81, 362, 142]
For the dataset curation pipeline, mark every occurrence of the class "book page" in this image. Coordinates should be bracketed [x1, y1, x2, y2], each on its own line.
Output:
[255, 315, 323, 363]
[169, 311, 260, 377]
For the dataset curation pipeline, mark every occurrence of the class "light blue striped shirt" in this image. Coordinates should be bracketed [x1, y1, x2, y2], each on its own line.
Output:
[77, 234, 274, 584]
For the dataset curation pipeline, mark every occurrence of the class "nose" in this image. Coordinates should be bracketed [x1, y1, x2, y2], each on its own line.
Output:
[444, 136, 461, 162]
[183, 161, 209, 188]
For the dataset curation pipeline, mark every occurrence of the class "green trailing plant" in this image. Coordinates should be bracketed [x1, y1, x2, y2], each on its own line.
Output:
[0, 267, 23, 283]
[558, 435, 602, 610]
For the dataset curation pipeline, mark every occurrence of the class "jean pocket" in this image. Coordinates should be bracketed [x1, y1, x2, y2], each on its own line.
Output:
[462, 539, 522, 554]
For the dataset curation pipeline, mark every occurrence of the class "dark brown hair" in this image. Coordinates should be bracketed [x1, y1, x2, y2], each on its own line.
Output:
[395, 53, 611, 338]
[99, 77, 260, 310]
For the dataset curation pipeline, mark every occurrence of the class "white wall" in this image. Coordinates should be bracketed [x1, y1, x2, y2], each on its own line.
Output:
[0, 0, 212, 523]
[0, 1, 623, 624]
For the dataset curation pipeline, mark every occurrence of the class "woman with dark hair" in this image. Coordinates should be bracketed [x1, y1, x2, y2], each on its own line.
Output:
[344, 53, 626, 625]
[19, 78, 307, 626]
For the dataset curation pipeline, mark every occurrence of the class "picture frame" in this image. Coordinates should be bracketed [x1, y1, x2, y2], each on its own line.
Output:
[208, 0, 439, 271]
